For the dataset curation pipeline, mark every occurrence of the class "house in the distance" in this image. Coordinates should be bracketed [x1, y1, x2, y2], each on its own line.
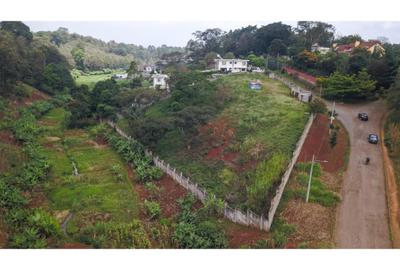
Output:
[152, 73, 169, 91]
[215, 58, 249, 72]
[311, 43, 331, 55]
[333, 40, 385, 56]
[112, 73, 128, 79]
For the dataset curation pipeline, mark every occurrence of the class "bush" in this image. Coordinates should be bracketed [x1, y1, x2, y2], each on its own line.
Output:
[247, 153, 287, 213]
[79, 220, 151, 248]
[0, 179, 27, 209]
[106, 132, 164, 182]
[144, 200, 161, 220]
[330, 130, 337, 147]
[309, 97, 327, 114]
[173, 195, 228, 248]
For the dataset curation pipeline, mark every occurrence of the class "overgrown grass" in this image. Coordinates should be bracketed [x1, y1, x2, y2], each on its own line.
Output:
[149, 73, 309, 213]
[289, 162, 340, 207]
[73, 69, 124, 89]
[40, 108, 141, 242]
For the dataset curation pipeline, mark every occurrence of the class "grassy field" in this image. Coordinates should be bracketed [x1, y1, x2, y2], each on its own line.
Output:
[39, 108, 141, 240]
[73, 69, 125, 89]
[148, 73, 309, 213]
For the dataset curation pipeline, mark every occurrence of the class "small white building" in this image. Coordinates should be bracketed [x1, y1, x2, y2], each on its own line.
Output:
[215, 58, 248, 72]
[311, 43, 331, 55]
[291, 87, 312, 103]
[152, 74, 169, 90]
[113, 73, 128, 79]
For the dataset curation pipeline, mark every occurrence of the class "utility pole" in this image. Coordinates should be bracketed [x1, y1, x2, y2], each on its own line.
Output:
[306, 155, 328, 203]
[330, 101, 336, 125]
[306, 155, 315, 203]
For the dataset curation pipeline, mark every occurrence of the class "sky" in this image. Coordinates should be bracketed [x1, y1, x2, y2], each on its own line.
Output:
[25, 21, 400, 47]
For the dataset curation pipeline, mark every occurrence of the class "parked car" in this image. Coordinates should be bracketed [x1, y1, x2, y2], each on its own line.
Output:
[358, 112, 369, 121]
[368, 134, 379, 144]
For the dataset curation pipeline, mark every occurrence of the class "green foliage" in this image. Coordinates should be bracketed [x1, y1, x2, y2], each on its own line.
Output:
[309, 97, 327, 114]
[320, 70, 377, 100]
[35, 27, 184, 70]
[247, 153, 287, 213]
[173, 195, 228, 248]
[71, 43, 85, 70]
[5, 208, 61, 248]
[292, 163, 340, 207]
[106, 132, 163, 182]
[330, 130, 338, 147]
[269, 218, 296, 248]
[79, 220, 150, 248]
[247, 54, 265, 67]
[144, 200, 161, 220]
[0, 179, 27, 209]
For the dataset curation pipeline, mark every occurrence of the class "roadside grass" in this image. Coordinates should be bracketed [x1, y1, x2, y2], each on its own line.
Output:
[40, 108, 141, 242]
[289, 162, 340, 207]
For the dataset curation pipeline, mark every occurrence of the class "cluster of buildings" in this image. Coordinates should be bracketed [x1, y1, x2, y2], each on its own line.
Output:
[310, 40, 385, 56]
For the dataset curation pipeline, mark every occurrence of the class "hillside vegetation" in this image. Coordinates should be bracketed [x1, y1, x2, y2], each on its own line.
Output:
[34, 27, 184, 70]
[123, 73, 309, 215]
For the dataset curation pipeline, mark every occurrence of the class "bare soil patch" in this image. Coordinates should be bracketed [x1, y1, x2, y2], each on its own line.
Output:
[281, 200, 334, 247]
[297, 114, 347, 173]
[224, 223, 268, 248]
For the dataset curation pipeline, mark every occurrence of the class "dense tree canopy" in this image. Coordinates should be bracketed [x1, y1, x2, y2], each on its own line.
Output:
[0, 21, 73, 96]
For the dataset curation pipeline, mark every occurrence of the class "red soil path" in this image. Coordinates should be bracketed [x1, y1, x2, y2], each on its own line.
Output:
[297, 114, 347, 173]
[282, 66, 317, 85]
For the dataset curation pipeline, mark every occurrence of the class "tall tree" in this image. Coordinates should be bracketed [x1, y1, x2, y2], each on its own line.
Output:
[0, 21, 33, 41]
[255, 22, 292, 54]
[296, 21, 335, 49]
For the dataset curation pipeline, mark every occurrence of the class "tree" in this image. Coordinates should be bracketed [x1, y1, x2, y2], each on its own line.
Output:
[41, 63, 74, 94]
[223, 52, 235, 59]
[247, 54, 265, 67]
[255, 22, 292, 54]
[127, 60, 138, 78]
[0, 31, 20, 95]
[268, 39, 287, 56]
[334, 34, 362, 45]
[296, 21, 335, 49]
[293, 50, 318, 69]
[348, 47, 370, 74]
[71, 43, 85, 70]
[320, 70, 377, 100]
[0, 21, 33, 41]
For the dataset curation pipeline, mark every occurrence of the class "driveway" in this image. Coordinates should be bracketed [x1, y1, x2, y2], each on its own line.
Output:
[328, 99, 391, 248]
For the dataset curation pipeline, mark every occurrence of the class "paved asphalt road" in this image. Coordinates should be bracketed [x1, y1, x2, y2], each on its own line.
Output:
[329, 99, 391, 248]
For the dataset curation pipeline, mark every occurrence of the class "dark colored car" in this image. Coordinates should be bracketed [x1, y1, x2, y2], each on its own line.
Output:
[358, 112, 369, 121]
[368, 134, 379, 144]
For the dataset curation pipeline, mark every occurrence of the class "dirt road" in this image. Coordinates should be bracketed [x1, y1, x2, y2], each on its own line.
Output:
[330, 99, 391, 248]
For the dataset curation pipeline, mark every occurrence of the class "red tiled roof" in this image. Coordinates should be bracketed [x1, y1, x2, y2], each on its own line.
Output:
[335, 44, 354, 52]
[282, 66, 317, 85]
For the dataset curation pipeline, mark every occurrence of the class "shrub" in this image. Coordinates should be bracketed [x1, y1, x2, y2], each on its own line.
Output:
[144, 200, 161, 220]
[79, 220, 151, 248]
[309, 97, 327, 114]
[0, 179, 27, 209]
[247, 153, 287, 213]
[330, 130, 337, 147]
[106, 132, 164, 182]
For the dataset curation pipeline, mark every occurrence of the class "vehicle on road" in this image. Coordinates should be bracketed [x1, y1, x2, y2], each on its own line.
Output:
[358, 112, 369, 121]
[368, 134, 379, 144]
[365, 157, 370, 165]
